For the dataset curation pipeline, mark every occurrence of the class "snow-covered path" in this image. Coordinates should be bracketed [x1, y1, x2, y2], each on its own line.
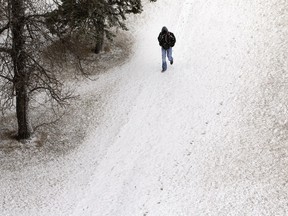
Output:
[2, 0, 288, 215]
[71, 0, 288, 215]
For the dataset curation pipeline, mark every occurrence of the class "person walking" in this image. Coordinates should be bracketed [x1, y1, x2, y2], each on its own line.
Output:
[158, 26, 176, 72]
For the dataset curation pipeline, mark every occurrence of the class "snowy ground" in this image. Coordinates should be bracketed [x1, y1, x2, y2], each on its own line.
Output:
[1, 0, 288, 215]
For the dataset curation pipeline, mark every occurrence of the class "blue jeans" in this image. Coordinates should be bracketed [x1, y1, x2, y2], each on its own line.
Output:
[161, 47, 173, 71]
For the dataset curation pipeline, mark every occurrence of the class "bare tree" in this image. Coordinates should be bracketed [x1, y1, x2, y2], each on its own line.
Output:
[0, 0, 71, 140]
[0, 0, 157, 140]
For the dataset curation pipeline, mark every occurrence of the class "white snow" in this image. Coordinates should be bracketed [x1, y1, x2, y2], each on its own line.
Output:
[1, 0, 288, 215]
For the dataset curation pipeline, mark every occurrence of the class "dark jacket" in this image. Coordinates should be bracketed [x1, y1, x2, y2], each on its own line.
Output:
[158, 29, 176, 50]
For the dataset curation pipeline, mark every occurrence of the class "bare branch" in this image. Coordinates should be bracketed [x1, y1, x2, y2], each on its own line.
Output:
[26, 53, 58, 83]
[0, 53, 13, 82]
[25, 53, 74, 106]
[0, 47, 12, 54]
[0, 74, 13, 82]
[0, 22, 10, 34]
[30, 85, 73, 107]
[26, 14, 47, 20]
[34, 111, 66, 131]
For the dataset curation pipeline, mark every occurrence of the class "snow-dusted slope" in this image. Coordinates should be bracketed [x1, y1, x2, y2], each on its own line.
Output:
[71, 0, 288, 215]
[2, 0, 288, 215]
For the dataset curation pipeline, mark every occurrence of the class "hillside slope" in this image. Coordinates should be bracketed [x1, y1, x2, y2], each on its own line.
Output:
[1, 0, 288, 215]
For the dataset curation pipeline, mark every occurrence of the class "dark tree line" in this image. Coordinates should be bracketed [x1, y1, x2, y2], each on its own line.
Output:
[0, 0, 156, 140]
[47, 0, 147, 53]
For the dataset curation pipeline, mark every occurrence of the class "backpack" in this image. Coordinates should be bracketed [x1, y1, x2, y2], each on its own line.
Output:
[159, 32, 176, 49]
[166, 33, 176, 47]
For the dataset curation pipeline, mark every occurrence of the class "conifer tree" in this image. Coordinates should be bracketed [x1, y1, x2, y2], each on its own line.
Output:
[47, 0, 156, 53]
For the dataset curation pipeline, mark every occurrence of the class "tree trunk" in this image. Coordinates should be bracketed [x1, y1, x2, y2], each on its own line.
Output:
[94, 19, 105, 54]
[94, 30, 104, 54]
[16, 85, 33, 139]
[11, 0, 33, 139]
